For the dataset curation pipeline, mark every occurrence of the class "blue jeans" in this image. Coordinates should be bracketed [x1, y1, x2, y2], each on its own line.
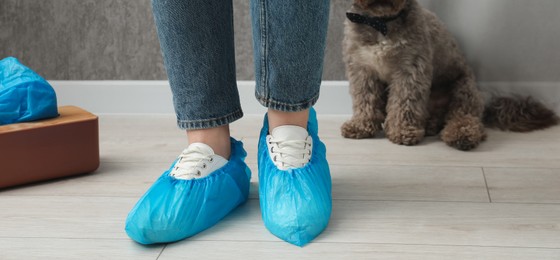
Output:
[152, 0, 330, 130]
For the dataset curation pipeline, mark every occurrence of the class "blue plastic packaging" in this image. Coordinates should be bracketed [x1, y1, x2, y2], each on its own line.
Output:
[0, 57, 58, 125]
[125, 138, 251, 244]
[258, 108, 332, 246]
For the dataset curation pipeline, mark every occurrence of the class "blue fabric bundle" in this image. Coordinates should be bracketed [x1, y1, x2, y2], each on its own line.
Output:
[125, 138, 251, 244]
[258, 108, 332, 246]
[0, 57, 58, 125]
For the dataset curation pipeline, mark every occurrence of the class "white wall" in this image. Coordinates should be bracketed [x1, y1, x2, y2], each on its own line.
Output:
[419, 0, 560, 83]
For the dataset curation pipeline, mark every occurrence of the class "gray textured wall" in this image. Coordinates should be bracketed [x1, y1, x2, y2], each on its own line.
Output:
[1, 0, 560, 82]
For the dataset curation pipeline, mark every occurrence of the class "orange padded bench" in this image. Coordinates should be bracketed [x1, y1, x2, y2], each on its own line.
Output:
[0, 106, 100, 189]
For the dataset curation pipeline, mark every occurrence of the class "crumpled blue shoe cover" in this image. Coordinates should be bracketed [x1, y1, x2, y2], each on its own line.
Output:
[258, 108, 332, 247]
[0, 57, 58, 125]
[125, 138, 251, 244]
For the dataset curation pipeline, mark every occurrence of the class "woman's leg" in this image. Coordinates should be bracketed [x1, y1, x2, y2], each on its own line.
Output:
[251, 0, 330, 125]
[267, 109, 309, 129]
[251, 0, 332, 247]
[152, 0, 241, 158]
[125, 0, 251, 245]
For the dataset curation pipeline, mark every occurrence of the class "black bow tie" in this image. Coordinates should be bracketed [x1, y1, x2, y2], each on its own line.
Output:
[346, 12, 403, 36]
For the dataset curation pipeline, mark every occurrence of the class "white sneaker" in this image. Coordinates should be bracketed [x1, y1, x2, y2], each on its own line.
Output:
[170, 143, 228, 180]
[266, 125, 313, 170]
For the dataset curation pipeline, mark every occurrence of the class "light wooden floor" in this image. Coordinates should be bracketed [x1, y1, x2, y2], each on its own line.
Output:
[1, 114, 560, 260]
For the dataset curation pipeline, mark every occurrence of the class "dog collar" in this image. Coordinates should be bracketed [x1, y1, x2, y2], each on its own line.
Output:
[346, 11, 404, 36]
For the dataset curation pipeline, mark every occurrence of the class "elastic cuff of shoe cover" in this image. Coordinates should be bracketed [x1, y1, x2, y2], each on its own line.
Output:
[258, 108, 332, 246]
[125, 138, 251, 244]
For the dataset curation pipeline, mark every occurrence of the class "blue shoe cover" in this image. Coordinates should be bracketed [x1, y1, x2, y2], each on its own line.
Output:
[125, 138, 251, 244]
[258, 108, 332, 246]
[0, 57, 58, 125]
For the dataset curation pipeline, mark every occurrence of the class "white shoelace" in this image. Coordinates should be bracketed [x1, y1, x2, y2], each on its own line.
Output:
[170, 144, 217, 180]
[267, 135, 313, 170]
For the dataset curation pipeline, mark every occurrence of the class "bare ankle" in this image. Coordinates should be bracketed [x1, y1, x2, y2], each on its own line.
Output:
[186, 125, 231, 159]
[267, 108, 309, 130]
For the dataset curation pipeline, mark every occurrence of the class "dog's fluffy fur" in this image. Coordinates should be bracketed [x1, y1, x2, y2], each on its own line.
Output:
[342, 0, 559, 150]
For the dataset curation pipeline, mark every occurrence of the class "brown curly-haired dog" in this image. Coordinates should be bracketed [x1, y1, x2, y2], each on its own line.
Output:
[342, 0, 558, 150]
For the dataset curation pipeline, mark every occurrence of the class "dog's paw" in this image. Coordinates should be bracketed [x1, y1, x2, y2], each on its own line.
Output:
[385, 124, 425, 146]
[341, 119, 381, 139]
[441, 116, 487, 151]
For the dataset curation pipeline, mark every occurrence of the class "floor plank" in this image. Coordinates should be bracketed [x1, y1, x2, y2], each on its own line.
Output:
[159, 241, 560, 260]
[1, 162, 168, 198]
[485, 167, 560, 203]
[195, 200, 560, 248]
[0, 238, 163, 260]
[0, 196, 135, 240]
[328, 165, 488, 202]
[2, 163, 489, 203]
[1, 197, 559, 248]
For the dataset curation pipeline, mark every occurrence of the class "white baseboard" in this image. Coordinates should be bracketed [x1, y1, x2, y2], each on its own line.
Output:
[48, 80, 560, 115]
[48, 81, 354, 115]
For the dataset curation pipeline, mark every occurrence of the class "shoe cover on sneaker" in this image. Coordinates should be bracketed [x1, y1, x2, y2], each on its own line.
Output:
[258, 108, 332, 247]
[125, 138, 251, 244]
